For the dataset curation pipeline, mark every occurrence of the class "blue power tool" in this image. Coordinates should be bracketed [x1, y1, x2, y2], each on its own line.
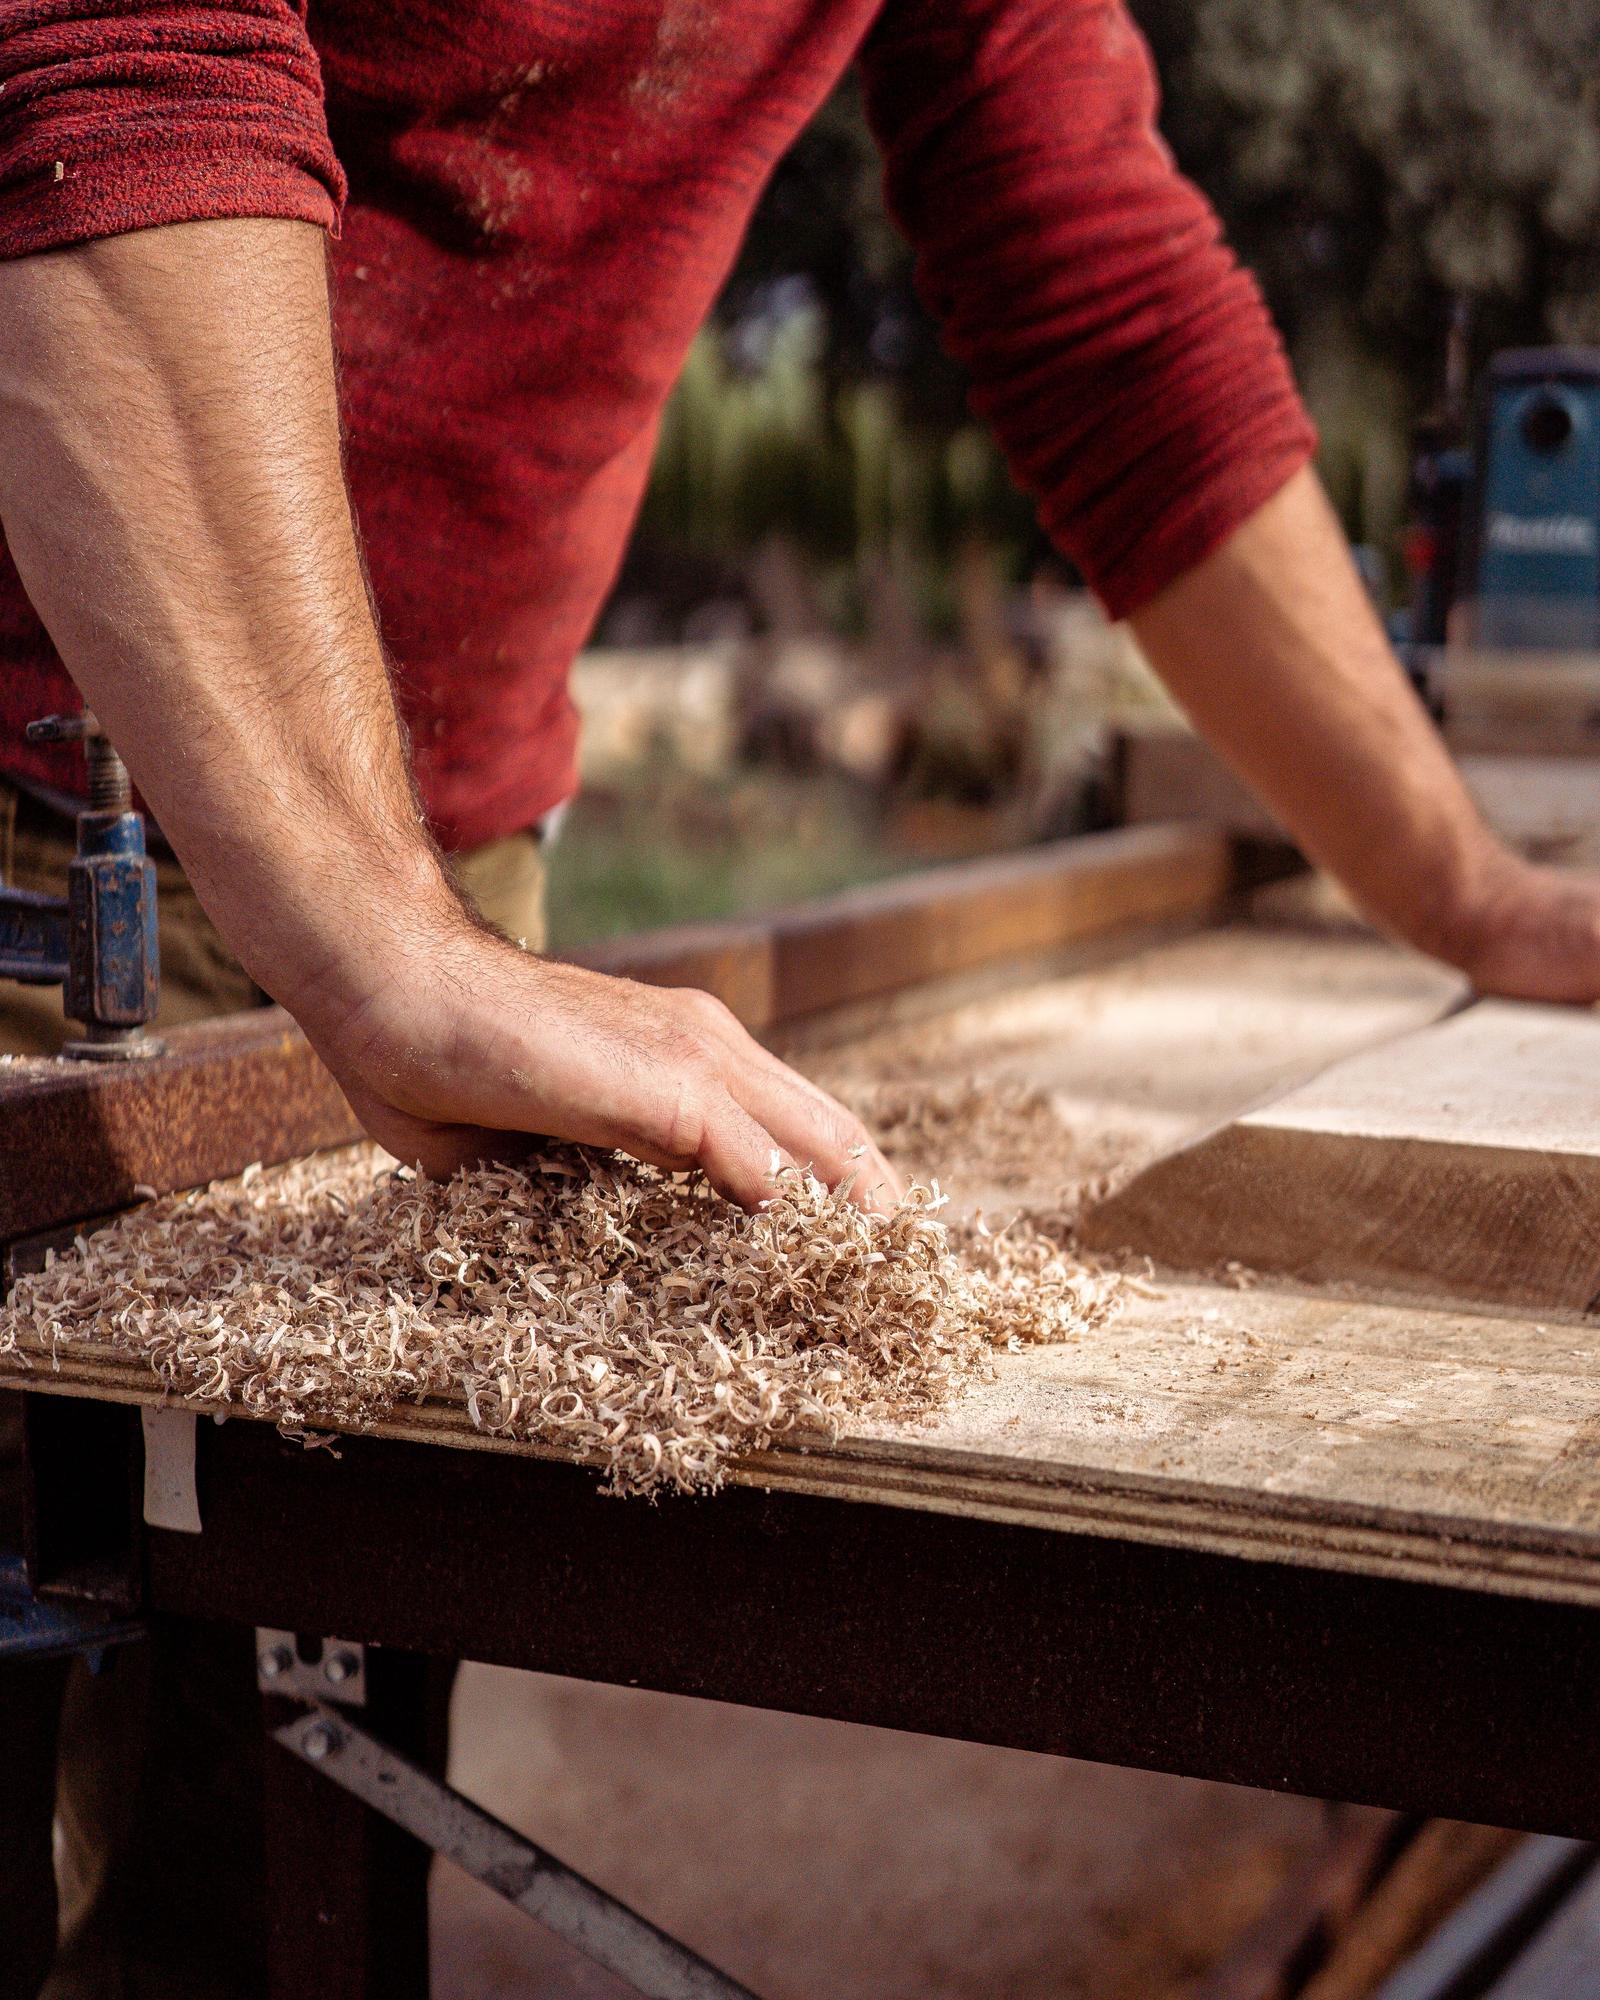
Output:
[1472, 349, 1600, 652]
[0, 713, 161, 1060]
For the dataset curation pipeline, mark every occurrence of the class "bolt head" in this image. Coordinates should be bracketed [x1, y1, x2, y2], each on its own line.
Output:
[302, 1722, 342, 1762]
[257, 1645, 292, 1681]
[324, 1650, 359, 1686]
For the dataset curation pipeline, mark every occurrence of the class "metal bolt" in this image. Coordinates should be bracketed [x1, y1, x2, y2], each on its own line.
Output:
[323, 1649, 360, 1687]
[257, 1644, 293, 1682]
[85, 733, 132, 814]
[302, 1721, 343, 1762]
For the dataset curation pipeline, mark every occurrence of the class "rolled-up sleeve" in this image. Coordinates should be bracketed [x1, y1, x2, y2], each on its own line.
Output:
[0, 0, 345, 259]
[859, 0, 1316, 619]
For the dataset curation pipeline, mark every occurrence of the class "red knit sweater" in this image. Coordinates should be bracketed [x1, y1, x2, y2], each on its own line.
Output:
[0, 0, 1314, 850]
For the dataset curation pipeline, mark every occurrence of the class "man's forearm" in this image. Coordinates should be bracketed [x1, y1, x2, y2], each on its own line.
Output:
[0, 217, 898, 1208]
[1129, 468, 1509, 966]
[0, 217, 451, 1041]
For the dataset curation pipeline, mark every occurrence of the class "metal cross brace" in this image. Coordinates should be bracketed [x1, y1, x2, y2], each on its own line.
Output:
[273, 1696, 761, 2000]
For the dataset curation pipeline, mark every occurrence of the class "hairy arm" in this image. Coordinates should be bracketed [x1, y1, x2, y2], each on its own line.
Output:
[0, 216, 898, 1208]
[1130, 467, 1600, 1000]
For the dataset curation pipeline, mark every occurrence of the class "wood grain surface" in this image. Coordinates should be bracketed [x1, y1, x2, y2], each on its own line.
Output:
[1082, 1001, 1600, 1315]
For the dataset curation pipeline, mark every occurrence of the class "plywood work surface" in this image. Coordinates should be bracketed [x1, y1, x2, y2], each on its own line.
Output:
[813, 1277, 1600, 1605]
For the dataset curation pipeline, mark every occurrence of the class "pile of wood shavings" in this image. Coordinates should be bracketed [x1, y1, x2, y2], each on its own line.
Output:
[0, 1144, 1117, 1496]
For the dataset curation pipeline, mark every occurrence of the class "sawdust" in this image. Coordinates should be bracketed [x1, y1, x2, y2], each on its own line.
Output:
[806, 1049, 1142, 1215]
[831, 1078, 1076, 1191]
[0, 1144, 1117, 1497]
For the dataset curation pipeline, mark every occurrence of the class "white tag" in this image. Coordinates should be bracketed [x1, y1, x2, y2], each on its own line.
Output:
[141, 1407, 201, 1534]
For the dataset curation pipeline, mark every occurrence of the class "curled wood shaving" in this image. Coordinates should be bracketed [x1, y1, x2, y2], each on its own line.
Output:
[0, 1144, 1118, 1497]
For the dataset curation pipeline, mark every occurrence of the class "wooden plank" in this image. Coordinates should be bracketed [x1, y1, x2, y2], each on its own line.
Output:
[1299, 1824, 1522, 2000]
[1369, 1838, 1594, 2000]
[1459, 756, 1600, 860]
[1193, 1804, 1397, 2000]
[1439, 650, 1600, 758]
[768, 824, 1238, 1020]
[578, 825, 1240, 1030]
[1483, 1856, 1600, 1996]
[1081, 1000, 1600, 1316]
[1114, 722, 1600, 861]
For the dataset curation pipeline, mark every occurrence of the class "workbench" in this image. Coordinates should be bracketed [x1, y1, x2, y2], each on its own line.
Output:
[7, 823, 1600, 1997]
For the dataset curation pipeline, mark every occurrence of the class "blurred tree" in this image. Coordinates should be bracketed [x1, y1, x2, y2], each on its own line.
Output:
[629, 74, 1040, 628]
[1136, 0, 1600, 389]
[715, 75, 947, 419]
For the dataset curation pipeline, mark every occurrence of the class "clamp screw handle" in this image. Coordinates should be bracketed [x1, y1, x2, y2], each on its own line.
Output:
[25, 713, 91, 744]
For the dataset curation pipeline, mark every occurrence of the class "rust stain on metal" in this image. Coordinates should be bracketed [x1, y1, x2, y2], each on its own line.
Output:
[0, 1007, 360, 1240]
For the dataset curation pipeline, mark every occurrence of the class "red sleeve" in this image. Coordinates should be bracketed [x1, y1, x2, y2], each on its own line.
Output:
[0, 1, 345, 260]
[858, 0, 1316, 620]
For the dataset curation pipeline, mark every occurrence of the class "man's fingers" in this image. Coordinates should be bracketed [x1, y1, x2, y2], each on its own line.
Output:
[685, 1091, 800, 1211]
[726, 1055, 904, 1213]
[669, 988, 905, 1210]
[342, 963, 905, 1216]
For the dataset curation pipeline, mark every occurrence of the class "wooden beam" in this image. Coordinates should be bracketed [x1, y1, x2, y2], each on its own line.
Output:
[0, 1010, 361, 1244]
[1081, 1000, 1600, 1316]
[1193, 1804, 1398, 2000]
[769, 823, 1237, 1020]
[578, 823, 1243, 1029]
[1114, 720, 1600, 861]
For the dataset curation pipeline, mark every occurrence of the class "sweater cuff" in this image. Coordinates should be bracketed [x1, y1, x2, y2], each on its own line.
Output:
[0, 142, 339, 258]
[1092, 425, 1318, 622]
[0, 4, 346, 261]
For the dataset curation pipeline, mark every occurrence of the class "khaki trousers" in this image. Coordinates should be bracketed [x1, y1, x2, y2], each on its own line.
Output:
[0, 795, 546, 1999]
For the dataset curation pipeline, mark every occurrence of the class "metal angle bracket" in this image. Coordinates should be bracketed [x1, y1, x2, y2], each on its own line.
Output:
[274, 1704, 761, 2000]
[255, 1628, 368, 1707]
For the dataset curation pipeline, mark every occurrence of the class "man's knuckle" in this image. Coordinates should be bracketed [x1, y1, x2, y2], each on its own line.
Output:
[647, 1072, 708, 1163]
[679, 988, 739, 1039]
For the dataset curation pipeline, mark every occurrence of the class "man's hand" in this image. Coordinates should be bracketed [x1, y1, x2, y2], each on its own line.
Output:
[0, 216, 899, 1211]
[1130, 468, 1600, 1004]
[325, 923, 899, 1207]
[1436, 851, 1600, 1006]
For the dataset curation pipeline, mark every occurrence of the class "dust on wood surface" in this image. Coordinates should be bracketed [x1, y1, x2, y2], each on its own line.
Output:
[1083, 1000, 1600, 1316]
[801, 918, 1464, 1212]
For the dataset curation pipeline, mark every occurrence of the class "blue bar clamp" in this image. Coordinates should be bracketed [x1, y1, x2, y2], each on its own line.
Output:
[0, 714, 161, 1060]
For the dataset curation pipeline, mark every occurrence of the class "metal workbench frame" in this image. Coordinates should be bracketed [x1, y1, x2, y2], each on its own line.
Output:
[18, 1397, 1600, 1996]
